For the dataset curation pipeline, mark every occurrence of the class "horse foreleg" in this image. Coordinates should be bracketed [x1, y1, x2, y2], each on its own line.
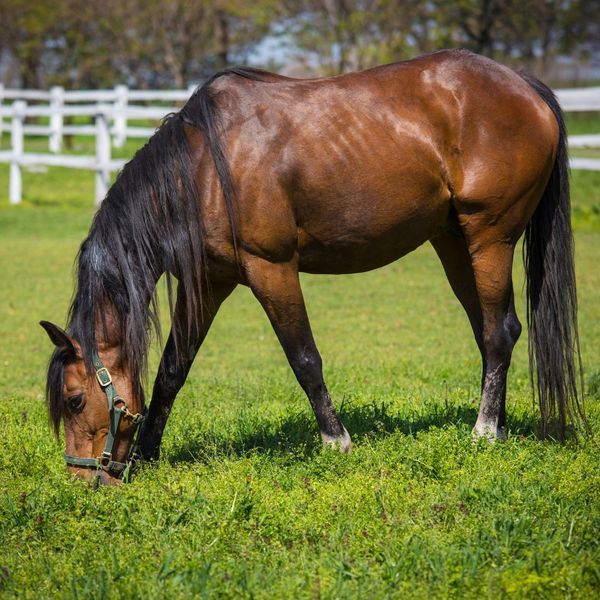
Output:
[137, 279, 236, 460]
[245, 254, 352, 453]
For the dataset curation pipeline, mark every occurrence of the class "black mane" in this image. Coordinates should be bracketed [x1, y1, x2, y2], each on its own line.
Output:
[181, 66, 277, 260]
[46, 66, 273, 431]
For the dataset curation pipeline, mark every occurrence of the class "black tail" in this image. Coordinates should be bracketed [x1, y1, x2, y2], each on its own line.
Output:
[521, 72, 586, 438]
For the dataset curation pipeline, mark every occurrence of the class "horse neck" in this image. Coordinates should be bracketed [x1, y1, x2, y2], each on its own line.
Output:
[94, 306, 127, 361]
[70, 111, 198, 389]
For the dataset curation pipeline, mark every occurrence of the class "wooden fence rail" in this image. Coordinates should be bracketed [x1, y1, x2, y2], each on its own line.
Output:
[0, 84, 599, 205]
[0, 101, 179, 204]
[0, 83, 196, 150]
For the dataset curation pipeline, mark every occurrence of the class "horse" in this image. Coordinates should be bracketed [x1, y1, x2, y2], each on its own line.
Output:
[41, 49, 584, 485]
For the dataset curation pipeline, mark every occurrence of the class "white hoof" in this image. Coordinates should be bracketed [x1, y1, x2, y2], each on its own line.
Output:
[472, 422, 507, 442]
[321, 427, 352, 454]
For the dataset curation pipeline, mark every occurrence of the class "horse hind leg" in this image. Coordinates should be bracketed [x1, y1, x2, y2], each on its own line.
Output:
[244, 253, 351, 453]
[431, 228, 521, 440]
[430, 231, 489, 423]
[431, 230, 484, 357]
[468, 239, 522, 440]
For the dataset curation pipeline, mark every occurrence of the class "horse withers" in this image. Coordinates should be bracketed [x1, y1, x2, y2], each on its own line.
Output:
[41, 49, 584, 485]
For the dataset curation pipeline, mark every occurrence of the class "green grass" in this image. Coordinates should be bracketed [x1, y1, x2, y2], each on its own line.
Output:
[565, 111, 600, 136]
[567, 111, 600, 165]
[0, 132, 599, 598]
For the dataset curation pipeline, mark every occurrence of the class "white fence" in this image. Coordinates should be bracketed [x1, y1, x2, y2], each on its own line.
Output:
[555, 86, 600, 171]
[0, 84, 599, 205]
[0, 83, 196, 149]
[0, 101, 181, 204]
[0, 84, 195, 204]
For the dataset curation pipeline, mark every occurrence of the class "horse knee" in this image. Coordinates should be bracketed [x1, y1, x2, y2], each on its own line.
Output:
[293, 350, 322, 379]
[155, 364, 186, 398]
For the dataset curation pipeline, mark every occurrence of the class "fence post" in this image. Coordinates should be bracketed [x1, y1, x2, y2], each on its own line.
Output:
[113, 84, 128, 148]
[0, 83, 4, 148]
[187, 83, 197, 99]
[49, 86, 64, 153]
[95, 106, 111, 205]
[10, 101, 25, 204]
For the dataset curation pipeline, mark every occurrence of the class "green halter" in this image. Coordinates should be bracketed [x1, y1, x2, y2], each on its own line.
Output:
[63, 353, 146, 481]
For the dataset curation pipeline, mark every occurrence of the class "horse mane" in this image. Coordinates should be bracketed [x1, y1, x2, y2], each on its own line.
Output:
[46, 66, 272, 431]
[181, 66, 280, 259]
[46, 111, 205, 427]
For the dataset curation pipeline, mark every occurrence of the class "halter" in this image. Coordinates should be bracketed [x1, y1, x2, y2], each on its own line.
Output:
[63, 353, 147, 481]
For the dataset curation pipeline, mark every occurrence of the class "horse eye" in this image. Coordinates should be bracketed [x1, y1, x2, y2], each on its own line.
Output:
[66, 394, 84, 412]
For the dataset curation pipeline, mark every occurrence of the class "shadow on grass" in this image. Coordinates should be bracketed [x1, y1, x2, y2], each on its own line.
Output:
[166, 400, 539, 466]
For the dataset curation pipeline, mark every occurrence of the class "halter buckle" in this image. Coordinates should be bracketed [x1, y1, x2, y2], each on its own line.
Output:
[96, 367, 112, 387]
[99, 451, 112, 467]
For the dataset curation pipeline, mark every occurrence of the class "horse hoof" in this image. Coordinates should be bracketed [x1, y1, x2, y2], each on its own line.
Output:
[137, 445, 160, 462]
[141, 452, 160, 462]
[472, 423, 507, 443]
[321, 427, 352, 454]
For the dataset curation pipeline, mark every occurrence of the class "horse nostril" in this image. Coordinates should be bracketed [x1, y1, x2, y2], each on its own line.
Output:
[67, 466, 95, 482]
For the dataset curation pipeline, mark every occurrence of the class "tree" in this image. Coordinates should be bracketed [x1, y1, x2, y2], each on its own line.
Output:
[0, 0, 272, 88]
[273, 0, 428, 75]
[0, 0, 64, 87]
[1, 0, 599, 87]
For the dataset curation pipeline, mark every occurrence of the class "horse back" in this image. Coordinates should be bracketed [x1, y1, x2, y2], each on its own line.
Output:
[189, 50, 557, 273]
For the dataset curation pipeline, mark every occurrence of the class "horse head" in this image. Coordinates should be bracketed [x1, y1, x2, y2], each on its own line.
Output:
[40, 320, 145, 486]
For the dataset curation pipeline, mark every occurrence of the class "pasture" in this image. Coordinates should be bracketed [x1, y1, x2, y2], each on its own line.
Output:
[1, 125, 600, 597]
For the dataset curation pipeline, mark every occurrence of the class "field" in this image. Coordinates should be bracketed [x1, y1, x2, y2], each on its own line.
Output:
[0, 124, 599, 598]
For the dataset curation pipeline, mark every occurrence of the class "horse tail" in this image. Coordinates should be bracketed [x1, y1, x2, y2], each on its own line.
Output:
[520, 72, 586, 438]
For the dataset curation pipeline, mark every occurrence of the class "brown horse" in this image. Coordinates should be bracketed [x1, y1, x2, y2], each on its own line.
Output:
[41, 49, 584, 485]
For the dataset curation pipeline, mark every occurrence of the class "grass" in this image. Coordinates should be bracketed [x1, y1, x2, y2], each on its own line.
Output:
[0, 129, 599, 598]
[565, 111, 600, 136]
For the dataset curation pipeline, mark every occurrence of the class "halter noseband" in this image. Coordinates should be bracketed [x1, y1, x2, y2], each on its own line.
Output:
[63, 353, 146, 481]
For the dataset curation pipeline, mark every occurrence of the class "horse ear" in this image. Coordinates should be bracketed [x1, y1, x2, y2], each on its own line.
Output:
[40, 321, 75, 350]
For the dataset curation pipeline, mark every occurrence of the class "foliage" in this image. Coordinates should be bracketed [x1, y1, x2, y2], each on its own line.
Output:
[0, 129, 599, 596]
[0, 0, 271, 88]
[275, 0, 600, 77]
[1, 0, 599, 84]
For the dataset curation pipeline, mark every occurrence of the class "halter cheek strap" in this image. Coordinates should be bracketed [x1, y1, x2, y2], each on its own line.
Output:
[63, 353, 146, 481]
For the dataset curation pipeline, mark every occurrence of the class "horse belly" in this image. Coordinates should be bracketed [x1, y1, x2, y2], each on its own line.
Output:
[279, 107, 453, 274]
[296, 180, 450, 275]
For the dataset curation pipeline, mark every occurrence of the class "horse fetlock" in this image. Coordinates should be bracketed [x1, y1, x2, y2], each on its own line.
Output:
[321, 427, 352, 454]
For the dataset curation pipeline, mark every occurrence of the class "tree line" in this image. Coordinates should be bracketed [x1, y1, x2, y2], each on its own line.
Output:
[1, 0, 599, 89]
